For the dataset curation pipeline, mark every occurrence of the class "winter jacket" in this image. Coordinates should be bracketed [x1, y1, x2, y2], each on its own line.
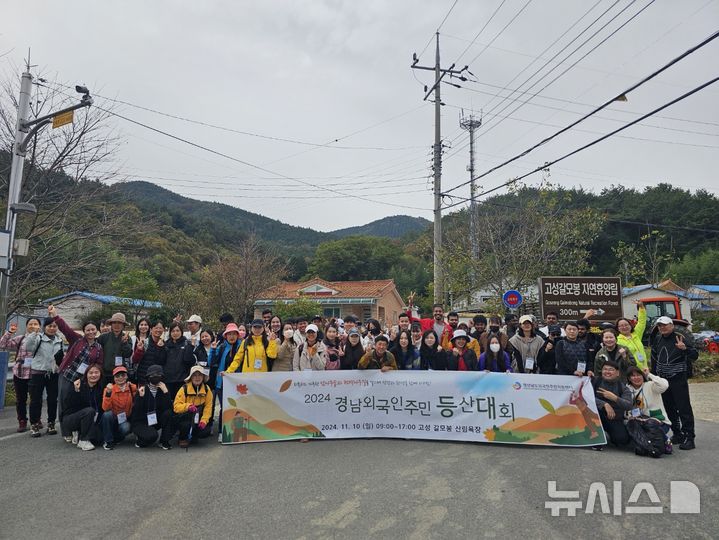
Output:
[274, 339, 295, 371]
[55, 316, 103, 382]
[173, 382, 213, 425]
[193, 344, 211, 366]
[228, 334, 278, 373]
[358, 350, 397, 370]
[341, 341, 365, 370]
[0, 332, 33, 379]
[24, 331, 63, 373]
[446, 348, 478, 371]
[651, 330, 698, 379]
[553, 338, 589, 375]
[478, 351, 512, 372]
[61, 380, 103, 421]
[594, 345, 635, 379]
[132, 337, 167, 384]
[102, 382, 137, 417]
[626, 373, 670, 424]
[419, 347, 448, 370]
[208, 340, 242, 390]
[617, 307, 648, 370]
[391, 346, 421, 370]
[130, 385, 173, 427]
[293, 341, 329, 371]
[97, 331, 132, 377]
[164, 337, 195, 384]
[593, 376, 633, 414]
[508, 333, 545, 373]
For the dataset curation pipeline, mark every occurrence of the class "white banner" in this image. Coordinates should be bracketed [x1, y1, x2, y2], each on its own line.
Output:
[221, 371, 606, 447]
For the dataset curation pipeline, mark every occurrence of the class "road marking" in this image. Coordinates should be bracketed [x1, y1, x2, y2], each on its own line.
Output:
[0, 431, 25, 442]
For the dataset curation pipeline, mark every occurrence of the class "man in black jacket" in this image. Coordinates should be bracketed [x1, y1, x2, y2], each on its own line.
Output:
[593, 360, 633, 446]
[651, 316, 698, 450]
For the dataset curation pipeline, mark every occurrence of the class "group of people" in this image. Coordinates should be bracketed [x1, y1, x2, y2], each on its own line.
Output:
[1, 297, 697, 453]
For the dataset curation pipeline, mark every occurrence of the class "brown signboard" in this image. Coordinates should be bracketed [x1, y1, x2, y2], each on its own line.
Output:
[539, 276, 623, 322]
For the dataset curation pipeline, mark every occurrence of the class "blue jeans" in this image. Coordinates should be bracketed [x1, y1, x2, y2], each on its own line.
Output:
[101, 410, 132, 444]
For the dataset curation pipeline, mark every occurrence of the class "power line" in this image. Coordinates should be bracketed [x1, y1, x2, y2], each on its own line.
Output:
[465, 0, 534, 66]
[442, 75, 719, 210]
[454, 0, 507, 63]
[437, 0, 461, 32]
[444, 28, 719, 195]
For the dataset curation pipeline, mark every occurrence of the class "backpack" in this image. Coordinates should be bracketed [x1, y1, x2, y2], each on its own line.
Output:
[626, 418, 665, 458]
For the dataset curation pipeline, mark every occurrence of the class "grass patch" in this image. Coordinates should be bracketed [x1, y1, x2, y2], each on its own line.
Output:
[4, 382, 16, 407]
[692, 352, 719, 382]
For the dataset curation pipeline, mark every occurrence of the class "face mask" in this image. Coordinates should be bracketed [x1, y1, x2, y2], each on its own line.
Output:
[148, 376, 161, 385]
[489, 326, 500, 333]
[283, 329, 294, 339]
[489, 343, 501, 353]
[369, 327, 380, 336]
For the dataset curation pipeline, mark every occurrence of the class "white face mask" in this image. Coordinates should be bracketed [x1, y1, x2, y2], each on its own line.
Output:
[489, 343, 501, 353]
[283, 329, 294, 339]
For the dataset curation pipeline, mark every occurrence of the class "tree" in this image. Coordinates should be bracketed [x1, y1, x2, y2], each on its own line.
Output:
[272, 297, 323, 321]
[670, 248, 719, 288]
[306, 236, 401, 281]
[612, 240, 646, 286]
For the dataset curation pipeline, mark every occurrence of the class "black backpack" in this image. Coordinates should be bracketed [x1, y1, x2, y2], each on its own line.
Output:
[626, 418, 665, 458]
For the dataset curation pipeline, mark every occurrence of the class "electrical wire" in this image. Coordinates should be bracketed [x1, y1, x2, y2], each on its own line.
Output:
[453, 0, 507, 63]
[465, 0, 534, 66]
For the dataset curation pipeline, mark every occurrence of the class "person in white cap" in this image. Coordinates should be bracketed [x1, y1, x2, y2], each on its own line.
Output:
[184, 314, 203, 345]
[293, 324, 328, 371]
[650, 316, 698, 450]
[508, 315, 545, 373]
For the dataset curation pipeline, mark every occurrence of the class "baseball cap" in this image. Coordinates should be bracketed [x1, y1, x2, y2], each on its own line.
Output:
[251, 319, 264, 327]
[112, 365, 128, 376]
[519, 315, 533, 325]
[186, 314, 203, 324]
[656, 316, 673, 325]
[306, 324, 319, 333]
[348, 328, 360, 336]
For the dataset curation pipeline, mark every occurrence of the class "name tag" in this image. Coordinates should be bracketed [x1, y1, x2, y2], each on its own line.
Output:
[577, 361, 586, 373]
[115, 356, 123, 366]
[524, 357, 535, 371]
[147, 412, 158, 426]
[76, 362, 88, 375]
[194, 412, 200, 424]
[253, 358, 263, 370]
[631, 408, 641, 418]
[117, 412, 127, 424]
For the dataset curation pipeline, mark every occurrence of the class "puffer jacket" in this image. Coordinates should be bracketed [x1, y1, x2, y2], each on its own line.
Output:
[24, 332, 64, 373]
[163, 337, 194, 384]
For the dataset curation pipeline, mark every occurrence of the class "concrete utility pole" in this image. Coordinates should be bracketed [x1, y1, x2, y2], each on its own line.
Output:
[459, 112, 482, 259]
[0, 69, 92, 330]
[411, 33, 466, 305]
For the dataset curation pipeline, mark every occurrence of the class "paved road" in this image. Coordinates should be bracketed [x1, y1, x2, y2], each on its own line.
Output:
[1, 384, 717, 539]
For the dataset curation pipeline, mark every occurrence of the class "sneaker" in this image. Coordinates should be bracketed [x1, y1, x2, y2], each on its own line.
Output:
[103, 442, 115, 451]
[671, 432, 685, 445]
[17, 419, 27, 433]
[71, 431, 79, 445]
[63, 436, 73, 443]
[664, 442, 673, 455]
[135, 442, 141, 448]
[158, 441, 172, 450]
[77, 440, 95, 451]
[679, 438, 696, 450]
[30, 423, 42, 438]
[46, 422, 57, 435]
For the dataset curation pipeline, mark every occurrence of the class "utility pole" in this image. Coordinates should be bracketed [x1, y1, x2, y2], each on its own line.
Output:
[459, 112, 482, 259]
[0, 67, 92, 330]
[411, 33, 466, 306]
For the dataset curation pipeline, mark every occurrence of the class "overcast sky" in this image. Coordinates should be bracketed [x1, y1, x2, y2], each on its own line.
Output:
[2, 0, 718, 231]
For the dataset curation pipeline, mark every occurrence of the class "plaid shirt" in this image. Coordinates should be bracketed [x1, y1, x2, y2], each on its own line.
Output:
[0, 332, 33, 379]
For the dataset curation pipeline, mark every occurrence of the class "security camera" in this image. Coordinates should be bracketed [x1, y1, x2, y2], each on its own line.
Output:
[75, 85, 89, 95]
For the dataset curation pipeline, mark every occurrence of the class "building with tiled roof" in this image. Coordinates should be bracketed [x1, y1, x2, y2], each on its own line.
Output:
[254, 278, 404, 324]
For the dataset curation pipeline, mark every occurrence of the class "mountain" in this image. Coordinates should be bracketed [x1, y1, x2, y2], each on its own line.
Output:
[331, 215, 431, 239]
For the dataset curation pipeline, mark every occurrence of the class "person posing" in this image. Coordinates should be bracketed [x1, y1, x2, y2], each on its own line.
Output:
[322, 324, 342, 370]
[593, 360, 633, 447]
[340, 328, 365, 369]
[538, 325, 561, 374]
[100, 365, 137, 450]
[616, 303, 649, 370]
[418, 330, 447, 370]
[594, 329, 635, 380]
[651, 316, 699, 450]
[172, 365, 214, 449]
[52, 306, 103, 422]
[447, 330, 478, 371]
[577, 319, 601, 360]
[209, 323, 243, 422]
[193, 330, 214, 370]
[406, 293, 453, 350]
[358, 335, 397, 371]
[391, 330, 421, 370]
[268, 315, 283, 339]
[275, 323, 296, 372]
[293, 324, 328, 371]
[129, 318, 150, 383]
[508, 315, 545, 374]
[130, 364, 174, 450]
[183, 314, 203, 345]
[0, 317, 42, 432]
[553, 321, 590, 376]
[97, 312, 132, 385]
[228, 319, 278, 373]
[25, 317, 64, 437]
[478, 334, 513, 373]
[626, 366, 672, 453]
[132, 320, 167, 385]
[60, 364, 104, 451]
[162, 322, 195, 400]
[479, 316, 510, 355]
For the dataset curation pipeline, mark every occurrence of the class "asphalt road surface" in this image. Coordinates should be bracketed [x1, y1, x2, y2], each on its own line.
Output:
[1, 384, 717, 539]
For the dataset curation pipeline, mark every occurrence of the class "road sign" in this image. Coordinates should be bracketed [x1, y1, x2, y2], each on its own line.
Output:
[52, 110, 74, 129]
[503, 289, 523, 309]
[538, 276, 622, 322]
